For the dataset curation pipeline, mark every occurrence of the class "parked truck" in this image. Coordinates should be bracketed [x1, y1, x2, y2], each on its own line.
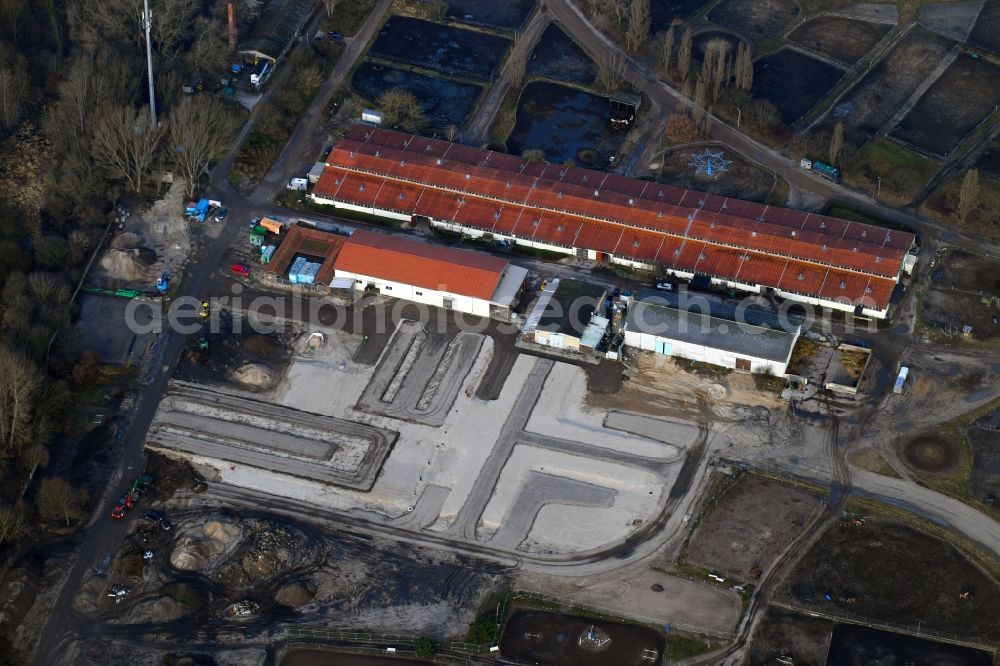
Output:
[800, 158, 841, 183]
[250, 59, 271, 89]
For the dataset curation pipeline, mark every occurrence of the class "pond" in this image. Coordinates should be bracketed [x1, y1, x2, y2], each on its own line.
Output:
[370, 16, 511, 81]
[752, 48, 844, 125]
[444, 0, 535, 30]
[506, 81, 627, 166]
[528, 24, 595, 84]
[500, 609, 666, 666]
[352, 61, 484, 128]
[826, 624, 993, 665]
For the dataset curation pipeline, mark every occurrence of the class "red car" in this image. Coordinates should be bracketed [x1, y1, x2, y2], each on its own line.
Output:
[230, 263, 250, 277]
[111, 504, 126, 519]
[120, 494, 134, 510]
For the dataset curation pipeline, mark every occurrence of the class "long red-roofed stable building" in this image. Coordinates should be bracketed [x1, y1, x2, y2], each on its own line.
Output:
[312, 126, 917, 318]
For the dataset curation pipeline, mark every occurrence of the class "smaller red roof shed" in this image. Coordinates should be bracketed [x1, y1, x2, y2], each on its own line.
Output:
[336, 230, 509, 301]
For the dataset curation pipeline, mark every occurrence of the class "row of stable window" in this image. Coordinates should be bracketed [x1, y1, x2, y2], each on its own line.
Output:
[353, 277, 423, 296]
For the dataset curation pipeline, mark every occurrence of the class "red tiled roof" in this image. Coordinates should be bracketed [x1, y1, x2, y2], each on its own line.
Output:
[315, 127, 916, 310]
[337, 230, 508, 301]
[267, 224, 346, 285]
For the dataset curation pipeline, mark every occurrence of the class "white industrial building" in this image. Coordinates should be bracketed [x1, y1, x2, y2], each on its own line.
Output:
[625, 292, 801, 375]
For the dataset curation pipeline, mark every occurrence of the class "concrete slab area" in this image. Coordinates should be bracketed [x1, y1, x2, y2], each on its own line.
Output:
[526, 363, 685, 460]
[356, 320, 486, 426]
[487, 471, 617, 551]
[479, 444, 666, 554]
[147, 381, 397, 490]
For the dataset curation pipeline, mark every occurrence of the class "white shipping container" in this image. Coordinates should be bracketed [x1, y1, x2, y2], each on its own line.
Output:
[893, 366, 909, 394]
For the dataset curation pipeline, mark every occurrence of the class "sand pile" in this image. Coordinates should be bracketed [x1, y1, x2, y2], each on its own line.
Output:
[275, 581, 315, 607]
[170, 537, 224, 571]
[110, 232, 143, 250]
[99, 248, 155, 281]
[232, 363, 275, 388]
[203, 520, 240, 545]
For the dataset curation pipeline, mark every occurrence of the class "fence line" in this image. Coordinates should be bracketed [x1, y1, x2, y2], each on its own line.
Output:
[771, 600, 1000, 653]
[508, 590, 736, 640]
[289, 628, 490, 654]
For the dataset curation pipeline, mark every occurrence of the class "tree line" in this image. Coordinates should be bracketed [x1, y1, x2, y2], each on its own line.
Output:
[0, 0, 250, 545]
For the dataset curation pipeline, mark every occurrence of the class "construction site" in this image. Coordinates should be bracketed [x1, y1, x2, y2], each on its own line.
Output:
[24, 0, 1000, 663]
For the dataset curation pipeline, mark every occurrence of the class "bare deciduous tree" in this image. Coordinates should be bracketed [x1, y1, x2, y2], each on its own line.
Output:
[167, 98, 237, 196]
[958, 168, 980, 225]
[828, 121, 844, 165]
[508, 39, 528, 90]
[734, 42, 753, 92]
[691, 75, 707, 128]
[0, 504, 27, 544]
[0, 0, 27, 43]
[626, 0, 650, 53]
[0, 61, 28, 130]
[0, 345, 43, 454]
[609, 0, 629, 28]
[91, 105, 162, 192]
[293, 63, 325, 98]
[20, 444, 48, 479]
[187, 17, 230, 77]
[712, 45, 729, 102]
[750, 99, 779, 128]
[153, 0, 199, 62]
[40, 0, 64, 53]
[677, 27, 693, 82]
[699, 107, 713, 137]
[0, 126, 50, 223]
[238, 0, 263, 21]
[37, 477, 86, 527]
[322, 0, 337, 18]
[596, 53, 626, 93]
[522, 149, 545, 162]
[659, 24, 675, 77]
[378, 89, 426, 133]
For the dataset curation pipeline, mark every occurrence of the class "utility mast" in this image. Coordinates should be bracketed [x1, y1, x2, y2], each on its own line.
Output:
[142, 0, 157, 125]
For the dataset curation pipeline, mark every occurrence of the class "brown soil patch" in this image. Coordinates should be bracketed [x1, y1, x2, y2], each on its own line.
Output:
[782, 519, 1000, 638]
[901, 434, 961, 474]
[968, 428, 1000, 502]
[747, 608, 833, 666]
[848, 448, 898, 477]
[243, 334, 284, 360]
[685, 474, 822, 581]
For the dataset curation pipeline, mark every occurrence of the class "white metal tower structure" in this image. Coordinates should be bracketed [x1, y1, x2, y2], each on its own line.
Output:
[142, 0, 157, 125]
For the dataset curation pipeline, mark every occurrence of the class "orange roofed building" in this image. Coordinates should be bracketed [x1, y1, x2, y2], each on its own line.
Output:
[334, 230, 528, 319]
[311, 126, 918, 318]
